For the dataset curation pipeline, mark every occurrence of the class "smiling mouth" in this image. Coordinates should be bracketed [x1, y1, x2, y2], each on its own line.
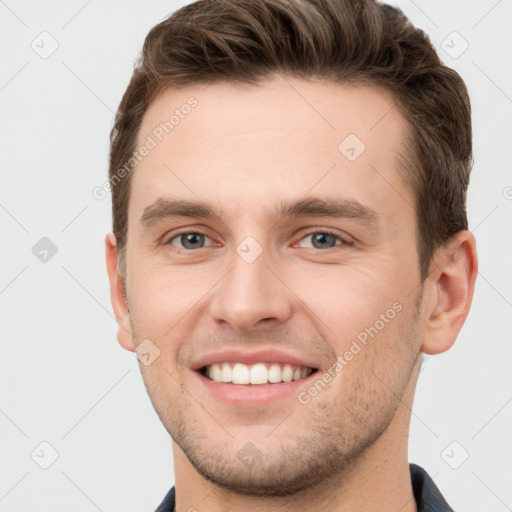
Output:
[200, 362, 318, 385]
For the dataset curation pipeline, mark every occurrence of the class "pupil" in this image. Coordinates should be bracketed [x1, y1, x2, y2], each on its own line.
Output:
[313, 233, 335, 249]
[183, 233, 203, 249]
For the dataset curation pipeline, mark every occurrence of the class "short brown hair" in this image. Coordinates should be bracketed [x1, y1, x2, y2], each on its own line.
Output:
[109, 0, 472, 281]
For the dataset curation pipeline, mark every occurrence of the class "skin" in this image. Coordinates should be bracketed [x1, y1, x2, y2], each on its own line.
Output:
[106, 75, 477, 512]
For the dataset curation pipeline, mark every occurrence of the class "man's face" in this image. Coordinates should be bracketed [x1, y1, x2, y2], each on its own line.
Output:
[121, 76, 425, 494]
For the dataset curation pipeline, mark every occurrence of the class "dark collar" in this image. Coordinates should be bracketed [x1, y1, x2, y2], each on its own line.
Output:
[410, 463, 454, 511]
[156, 463, 454, 512]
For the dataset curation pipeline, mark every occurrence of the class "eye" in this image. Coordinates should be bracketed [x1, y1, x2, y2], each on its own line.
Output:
[297, 230, 351, 250]
[167, 232, 214, 250]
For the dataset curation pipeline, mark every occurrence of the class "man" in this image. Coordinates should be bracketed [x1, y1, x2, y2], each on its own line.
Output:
[105, 0, 477, 510]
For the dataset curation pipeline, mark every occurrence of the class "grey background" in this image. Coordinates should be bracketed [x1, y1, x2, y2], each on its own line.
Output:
[0, 0, 511, 510]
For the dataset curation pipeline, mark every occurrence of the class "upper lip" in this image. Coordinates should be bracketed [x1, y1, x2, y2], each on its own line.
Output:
[191, 348, 320, 371]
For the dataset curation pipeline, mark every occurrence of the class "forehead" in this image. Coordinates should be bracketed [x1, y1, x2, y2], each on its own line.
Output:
[130, 76, 413, 226]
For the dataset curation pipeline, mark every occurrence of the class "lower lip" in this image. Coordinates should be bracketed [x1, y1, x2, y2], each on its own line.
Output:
[193, 369, 318, 407]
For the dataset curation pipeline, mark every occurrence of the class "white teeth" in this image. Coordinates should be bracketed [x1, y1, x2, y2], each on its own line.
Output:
[250, 363, 268, 384]
[221, 364, 232, 382]
[232, 363, 250, 384]
[204, 362, 314, 385]
[268, 364, 281, 383]
[282, 364, 293, 382]
[212, 363, 222, 382]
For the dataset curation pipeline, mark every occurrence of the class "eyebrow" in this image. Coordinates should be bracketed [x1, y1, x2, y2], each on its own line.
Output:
[140, 198, 221, 227]
[140, 196, 380, 228]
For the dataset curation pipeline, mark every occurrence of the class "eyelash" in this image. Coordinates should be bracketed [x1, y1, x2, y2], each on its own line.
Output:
[164, 229, 353, 250]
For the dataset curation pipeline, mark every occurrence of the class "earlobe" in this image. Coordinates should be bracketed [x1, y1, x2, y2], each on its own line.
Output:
[421, 231, 478, 355]
[105, 232, 135, 352]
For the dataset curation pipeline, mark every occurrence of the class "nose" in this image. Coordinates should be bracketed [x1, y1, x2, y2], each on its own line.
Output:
[209, 245, 293, 333]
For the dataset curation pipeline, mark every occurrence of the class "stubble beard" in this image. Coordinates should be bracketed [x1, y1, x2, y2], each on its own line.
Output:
[131, 290, 423, 497]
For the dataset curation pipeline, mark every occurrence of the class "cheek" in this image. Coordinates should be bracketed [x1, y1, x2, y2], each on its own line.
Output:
[127, 262, 211, 331]
[282, 262, 408, 343]
[329, 301, 418, 407]
[125, 262, 223, 376]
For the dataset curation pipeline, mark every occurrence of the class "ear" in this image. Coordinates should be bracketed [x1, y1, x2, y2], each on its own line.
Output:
[421, 230, 478, 355]
[105, 232, 134, 352]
